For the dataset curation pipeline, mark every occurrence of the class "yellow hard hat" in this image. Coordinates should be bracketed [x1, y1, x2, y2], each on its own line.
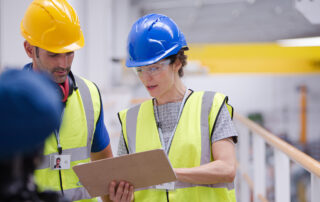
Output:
[21, 0, 84, 53]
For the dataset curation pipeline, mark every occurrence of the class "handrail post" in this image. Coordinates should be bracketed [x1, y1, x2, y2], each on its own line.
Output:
[253, 134, 266, 201]
[239, 129, 250, 202]
[311, 174, 320, 202]
[274, 149, 290, 202]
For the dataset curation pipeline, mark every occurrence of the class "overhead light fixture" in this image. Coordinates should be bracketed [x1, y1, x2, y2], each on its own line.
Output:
[277, 36, 320, 47]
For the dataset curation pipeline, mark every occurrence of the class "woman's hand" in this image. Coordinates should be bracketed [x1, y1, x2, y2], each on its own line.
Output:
[174, 137, 236, 184]
[108, 180, 134, 202]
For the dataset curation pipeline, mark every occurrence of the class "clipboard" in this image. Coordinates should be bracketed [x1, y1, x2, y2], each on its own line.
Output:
[73, 149, 176, 197]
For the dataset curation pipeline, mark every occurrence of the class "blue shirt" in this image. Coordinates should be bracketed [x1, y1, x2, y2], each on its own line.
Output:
[23, 63, 110, 152]
[91, 102, 110, 152]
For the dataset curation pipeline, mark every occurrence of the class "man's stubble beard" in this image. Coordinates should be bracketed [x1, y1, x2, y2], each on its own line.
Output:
[35, 60, 71, 84]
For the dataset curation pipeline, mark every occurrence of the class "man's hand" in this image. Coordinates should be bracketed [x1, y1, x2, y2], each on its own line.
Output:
[108, 180, 134, 202]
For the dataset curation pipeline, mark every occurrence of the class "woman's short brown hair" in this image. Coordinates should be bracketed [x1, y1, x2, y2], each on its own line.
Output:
[167, 48, 188, 77]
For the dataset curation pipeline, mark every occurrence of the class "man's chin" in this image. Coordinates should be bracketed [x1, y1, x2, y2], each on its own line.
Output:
[54, 76, 67, 84]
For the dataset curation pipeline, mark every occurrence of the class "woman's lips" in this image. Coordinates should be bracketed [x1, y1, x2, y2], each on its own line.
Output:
[147, 85, 157, 91]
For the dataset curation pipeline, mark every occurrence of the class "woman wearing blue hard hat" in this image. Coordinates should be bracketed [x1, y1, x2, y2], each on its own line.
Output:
[117, 14, 238, 202]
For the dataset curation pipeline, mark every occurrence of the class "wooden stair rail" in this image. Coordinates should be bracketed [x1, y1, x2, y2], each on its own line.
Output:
[234, 112, 320, 177]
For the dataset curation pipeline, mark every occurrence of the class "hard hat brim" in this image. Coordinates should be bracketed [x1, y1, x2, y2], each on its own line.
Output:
[126, 44, 182, 67]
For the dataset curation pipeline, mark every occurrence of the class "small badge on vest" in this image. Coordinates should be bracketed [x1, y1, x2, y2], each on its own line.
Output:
[51, 154, 71, 170]
[155, 182, 175, 190]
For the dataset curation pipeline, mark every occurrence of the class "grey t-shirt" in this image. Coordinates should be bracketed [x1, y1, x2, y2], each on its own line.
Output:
[117, 101, 237, 156]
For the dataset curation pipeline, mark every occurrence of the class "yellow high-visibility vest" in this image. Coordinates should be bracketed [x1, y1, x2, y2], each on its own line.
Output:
[35, 76, 101, 202]
[119, 91, 236, 202]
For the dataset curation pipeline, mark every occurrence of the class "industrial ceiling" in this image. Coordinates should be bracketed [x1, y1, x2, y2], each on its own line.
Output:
[131, 0, 320, 43]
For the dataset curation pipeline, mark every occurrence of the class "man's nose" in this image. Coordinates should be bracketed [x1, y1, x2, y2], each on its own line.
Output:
[58, 55, 69, 68]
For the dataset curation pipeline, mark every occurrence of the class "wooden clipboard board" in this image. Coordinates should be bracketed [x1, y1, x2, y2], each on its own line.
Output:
[73, 149, 176, 197]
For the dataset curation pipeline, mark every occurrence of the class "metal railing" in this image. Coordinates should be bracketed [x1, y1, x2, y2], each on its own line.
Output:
[234, 113, 320, 202]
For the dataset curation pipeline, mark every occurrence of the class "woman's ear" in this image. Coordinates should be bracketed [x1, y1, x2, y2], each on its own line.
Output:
[173, 59, 182, 73]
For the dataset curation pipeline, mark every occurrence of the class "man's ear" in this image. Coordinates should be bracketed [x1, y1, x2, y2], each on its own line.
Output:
[24, 41, 34, 58]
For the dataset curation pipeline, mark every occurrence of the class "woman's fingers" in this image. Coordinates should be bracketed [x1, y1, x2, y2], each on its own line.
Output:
[120, 182, 130, 202]
[127, 185, 134, 201]
[108, 180, 117, 201]
[109, 180, 134, 202]
[115, 181, 125, 201]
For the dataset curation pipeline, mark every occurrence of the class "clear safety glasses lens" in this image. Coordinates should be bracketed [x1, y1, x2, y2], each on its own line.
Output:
[134, 60, 171, 76]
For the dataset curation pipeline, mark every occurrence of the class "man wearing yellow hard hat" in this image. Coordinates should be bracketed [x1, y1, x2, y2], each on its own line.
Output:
[20, 0, 133, 201]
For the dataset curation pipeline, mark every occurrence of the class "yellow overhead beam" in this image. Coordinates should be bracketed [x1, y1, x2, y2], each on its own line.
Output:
[187, 43, 320, 74]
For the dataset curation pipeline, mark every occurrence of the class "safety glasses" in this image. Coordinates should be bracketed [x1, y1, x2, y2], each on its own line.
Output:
[134, 60, 171, 76]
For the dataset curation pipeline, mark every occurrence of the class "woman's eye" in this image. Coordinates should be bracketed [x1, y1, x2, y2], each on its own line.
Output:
[150, 67, 159, 71]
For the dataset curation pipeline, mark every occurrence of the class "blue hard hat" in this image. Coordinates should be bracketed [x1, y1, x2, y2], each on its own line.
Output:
[126, 13, 188, 67]
[0, 69, 62, 160]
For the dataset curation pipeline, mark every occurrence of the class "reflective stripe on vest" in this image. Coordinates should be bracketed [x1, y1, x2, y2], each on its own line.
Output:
[35, 76, 100, 202]
[119, 91, 235, 202]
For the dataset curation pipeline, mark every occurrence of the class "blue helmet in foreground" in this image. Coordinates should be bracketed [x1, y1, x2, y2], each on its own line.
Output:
[0, 69, 62, 160]
[126, 13, 188, 67]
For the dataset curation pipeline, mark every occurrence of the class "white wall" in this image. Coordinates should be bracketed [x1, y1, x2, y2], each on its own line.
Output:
[0, 0, 31, 69]
[77, 0, 113, 92]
